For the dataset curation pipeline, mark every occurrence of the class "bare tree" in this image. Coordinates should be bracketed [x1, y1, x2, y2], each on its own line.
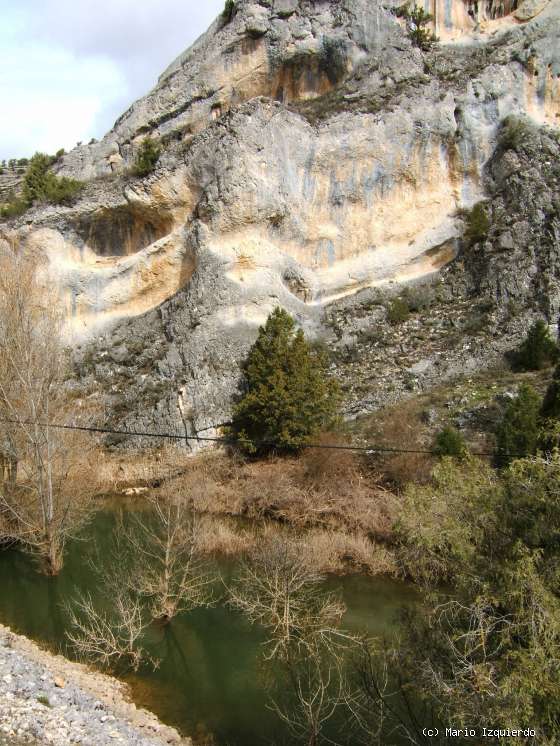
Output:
[228, 538, 350, 660]
[228, 538, 358, 745]
[0, 239, 97, 574]
[66, 493, 215, 670]
[343, 639, 432, 746]
[66, 588, 152, 672]
[123, 494, 216, 623]
[271, 646, 347, 746]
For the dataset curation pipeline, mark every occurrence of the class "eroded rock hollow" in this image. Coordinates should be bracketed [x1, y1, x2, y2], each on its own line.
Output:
[2, 0, 559, 439]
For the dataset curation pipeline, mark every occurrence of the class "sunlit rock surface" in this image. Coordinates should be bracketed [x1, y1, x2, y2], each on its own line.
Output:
[2, 0, 559, 435]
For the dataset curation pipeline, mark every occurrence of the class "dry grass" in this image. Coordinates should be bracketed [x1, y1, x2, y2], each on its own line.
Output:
[195, 516, 256, 556]
[362, 401, 434, 489]
[94, 444, 192, 493]
[150, 438, 398, 545]
[90, 436, 403, 576]
[299, 530, 398, 576]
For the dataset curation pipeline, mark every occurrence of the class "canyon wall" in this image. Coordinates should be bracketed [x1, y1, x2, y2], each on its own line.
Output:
[1, 0, 559, 436]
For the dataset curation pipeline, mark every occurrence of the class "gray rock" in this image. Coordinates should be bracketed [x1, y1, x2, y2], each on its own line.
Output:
[515, 0, 551, 20]
[2, 0, 560, 438]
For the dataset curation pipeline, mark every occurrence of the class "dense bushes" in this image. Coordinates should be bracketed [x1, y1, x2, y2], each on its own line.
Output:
[432, 426, 467, 458]
[22, 152, 84, 206]
[1, 152, 84, 219]
[388, 454, 560, 743]
[495, 384, 542, 467]
[0, 197, 27, 220]
[396, 457, 498, 583]
[229, 308, 340, 454]
[132, 138, 161, 177]
[542, 363, 560, 419]
[386, 296, 410, 325]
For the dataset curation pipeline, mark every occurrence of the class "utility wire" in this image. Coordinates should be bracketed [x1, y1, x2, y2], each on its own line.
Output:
[0, 417, 525, 459]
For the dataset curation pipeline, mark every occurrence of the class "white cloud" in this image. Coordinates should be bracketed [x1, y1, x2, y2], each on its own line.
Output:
[0, 0, 224, 159]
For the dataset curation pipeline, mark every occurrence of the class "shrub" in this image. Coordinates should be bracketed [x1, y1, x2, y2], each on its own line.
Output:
[320, 37, 348, 85]
[21, 152, 84, 207]
[432, 426, 467, 458]
[499, 114, 535, 151]
[494, 384, 541, 467]
[464, 201, 489, 245]
[515, 319, 559, 371]
[396, 457, 498, 583]
[370, 401, 434, 488]
[396, 3, 438, 50]
[0, 197, 27, 220]
[132, 138, 161, 177]
[222, 0, 236, 23]
[402, 284, 435, 313]
[21, 152, 55, 204]
[228, 308, 340, 454]
[387, 455, 560, 742]
[542, 363, 560, 419]
[386, 296, 410, 325]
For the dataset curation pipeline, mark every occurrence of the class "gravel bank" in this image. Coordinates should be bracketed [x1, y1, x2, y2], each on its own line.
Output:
[0, 624, 191, 745]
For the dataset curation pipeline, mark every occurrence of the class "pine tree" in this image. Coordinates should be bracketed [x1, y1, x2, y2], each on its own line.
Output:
[22, 153, 55, 205]
[515, 319, 558, 371]
[21, 152, 83, 207]
[542, 364, 560, 420]
[495, 384, 541, 467]
[229, 308, 340, 454]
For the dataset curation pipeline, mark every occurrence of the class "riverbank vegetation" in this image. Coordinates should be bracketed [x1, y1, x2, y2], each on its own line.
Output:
[1, 291, 560, 742]
[0, 242, 99, 574]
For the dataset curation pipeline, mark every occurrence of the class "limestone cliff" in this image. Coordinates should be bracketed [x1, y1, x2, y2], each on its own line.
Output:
[1, 0, 559, 439]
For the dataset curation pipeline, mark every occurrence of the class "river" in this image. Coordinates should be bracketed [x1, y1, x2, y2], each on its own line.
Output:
[0, 505, 417, 745]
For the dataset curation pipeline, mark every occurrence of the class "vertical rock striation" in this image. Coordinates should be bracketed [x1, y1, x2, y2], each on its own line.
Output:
[0, 0, 559, 436]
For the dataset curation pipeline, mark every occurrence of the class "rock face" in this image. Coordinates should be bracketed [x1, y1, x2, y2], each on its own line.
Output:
[456, 120, 560, 318]
[1, 0, 560, 438]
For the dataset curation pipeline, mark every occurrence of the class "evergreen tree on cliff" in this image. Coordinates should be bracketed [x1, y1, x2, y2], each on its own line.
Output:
[542, 364, 560, 420]
[229, 308, 340, 454]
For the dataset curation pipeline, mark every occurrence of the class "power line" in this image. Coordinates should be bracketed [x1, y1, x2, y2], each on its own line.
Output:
[0, 417, 521, 459]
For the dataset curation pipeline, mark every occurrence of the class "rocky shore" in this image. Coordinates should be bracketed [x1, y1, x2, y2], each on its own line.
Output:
[0, 624, 190, 745]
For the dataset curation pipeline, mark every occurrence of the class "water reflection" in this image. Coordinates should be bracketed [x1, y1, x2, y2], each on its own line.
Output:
[0, 507, 417, 745]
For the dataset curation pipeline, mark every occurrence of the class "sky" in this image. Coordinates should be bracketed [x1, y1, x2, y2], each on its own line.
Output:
[0, 0, 225, 160]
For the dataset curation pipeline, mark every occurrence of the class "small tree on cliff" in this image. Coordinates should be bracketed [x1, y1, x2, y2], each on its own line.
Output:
[542, 363, 560, 420]
[132, 138, 161, 177]
[229, 308, 340, 454]
[494, 384, 541, 467]
[515, 319, 559, 372]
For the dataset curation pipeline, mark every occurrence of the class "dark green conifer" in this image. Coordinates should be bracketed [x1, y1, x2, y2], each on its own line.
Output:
[229, 308, 340, 454]
[515, 319, 558, 371]
[21, 152, 83, 207]
[495, 384, 541, 467]
[542, 364, 560, 420]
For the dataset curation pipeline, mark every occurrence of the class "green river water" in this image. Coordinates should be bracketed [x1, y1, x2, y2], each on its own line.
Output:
[0, 507, 417, 745]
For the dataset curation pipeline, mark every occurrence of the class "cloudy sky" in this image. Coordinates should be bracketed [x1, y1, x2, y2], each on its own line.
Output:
[0, 0, 224, 160]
